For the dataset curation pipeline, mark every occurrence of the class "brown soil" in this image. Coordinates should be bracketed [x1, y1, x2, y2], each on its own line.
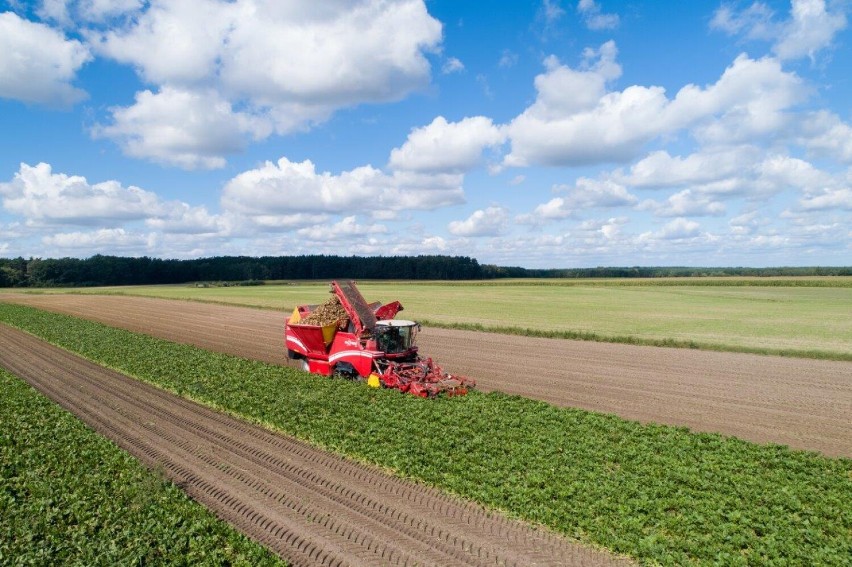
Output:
[0, 324, 629, 566]
[3, 293, 850, 457]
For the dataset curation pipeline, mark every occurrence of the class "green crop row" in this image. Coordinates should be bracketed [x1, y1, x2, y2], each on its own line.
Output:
[1, 303, 850, 566]
[0, 368, 282, 566]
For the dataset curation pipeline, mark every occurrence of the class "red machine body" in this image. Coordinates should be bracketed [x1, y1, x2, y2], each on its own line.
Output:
[285, 280, 473, 397]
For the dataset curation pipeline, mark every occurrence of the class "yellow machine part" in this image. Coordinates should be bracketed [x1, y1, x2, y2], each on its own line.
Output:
[367, 373, 381, 388]
[289, 307, 301, 324]
[321, 323, 337, 345]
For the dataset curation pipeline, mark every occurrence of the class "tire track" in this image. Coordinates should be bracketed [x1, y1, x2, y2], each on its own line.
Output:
[0, 324, 630, 567]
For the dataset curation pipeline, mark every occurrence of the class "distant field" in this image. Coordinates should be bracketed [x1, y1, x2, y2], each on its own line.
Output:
[12, 277, 852, 358]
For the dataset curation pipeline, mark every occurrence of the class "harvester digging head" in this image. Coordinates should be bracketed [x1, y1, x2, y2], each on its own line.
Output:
[376, 358, 475, 398]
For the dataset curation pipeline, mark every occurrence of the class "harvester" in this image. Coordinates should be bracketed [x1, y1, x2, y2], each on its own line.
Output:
[284, 280, 474, 397]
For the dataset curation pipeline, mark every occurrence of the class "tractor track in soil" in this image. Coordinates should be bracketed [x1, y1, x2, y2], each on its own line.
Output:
[0, 324, 629, 567]
[1, 293, 850, 457]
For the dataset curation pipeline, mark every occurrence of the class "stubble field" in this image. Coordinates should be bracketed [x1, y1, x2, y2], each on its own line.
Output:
[22, 277, 852, 359]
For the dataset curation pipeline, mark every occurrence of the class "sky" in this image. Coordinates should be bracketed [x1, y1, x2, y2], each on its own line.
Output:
[0, 0, 850, 268]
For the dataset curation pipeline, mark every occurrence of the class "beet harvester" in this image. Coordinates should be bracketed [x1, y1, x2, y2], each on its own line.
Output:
[284, 280, 474, 397]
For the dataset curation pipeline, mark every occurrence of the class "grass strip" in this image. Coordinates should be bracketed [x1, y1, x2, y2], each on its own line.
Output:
[1, 303, 849, 566]
[0, 368, 282, 566]
[418, 320, 852, 362]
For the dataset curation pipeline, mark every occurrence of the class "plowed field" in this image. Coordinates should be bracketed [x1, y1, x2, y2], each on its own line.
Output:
[2, 294, 850, 457]
[0, 324, 628, 566]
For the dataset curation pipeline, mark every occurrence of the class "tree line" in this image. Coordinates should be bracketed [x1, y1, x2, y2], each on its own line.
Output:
[0, 255, 849, 287]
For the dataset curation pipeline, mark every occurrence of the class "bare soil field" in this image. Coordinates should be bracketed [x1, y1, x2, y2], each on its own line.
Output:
[0, 324, 628, 566]
[2, 294, 850, 457]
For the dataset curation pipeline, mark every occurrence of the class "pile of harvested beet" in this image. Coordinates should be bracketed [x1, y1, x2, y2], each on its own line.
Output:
[301, 296, 348, 326]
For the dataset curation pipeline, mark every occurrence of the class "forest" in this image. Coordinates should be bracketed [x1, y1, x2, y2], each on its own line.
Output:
[0, 255, 849, 287]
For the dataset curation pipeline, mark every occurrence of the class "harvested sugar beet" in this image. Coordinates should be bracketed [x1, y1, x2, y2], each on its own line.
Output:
[301, 296, 348, 326]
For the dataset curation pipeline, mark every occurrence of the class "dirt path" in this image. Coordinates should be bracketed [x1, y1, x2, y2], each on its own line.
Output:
[0, 324, 629, 566]
[2, 293, 850, 457]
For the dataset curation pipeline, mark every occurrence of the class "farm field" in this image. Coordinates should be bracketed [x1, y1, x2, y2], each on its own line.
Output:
[2, 294, 850, 456]
[1, 325, 611, 566]
[16, 277, 852, 359]
[0, 306, 849, 566]
[0, 368, 281, 566]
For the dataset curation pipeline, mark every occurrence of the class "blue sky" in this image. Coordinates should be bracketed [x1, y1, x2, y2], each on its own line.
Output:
[0, 0, 850, 268]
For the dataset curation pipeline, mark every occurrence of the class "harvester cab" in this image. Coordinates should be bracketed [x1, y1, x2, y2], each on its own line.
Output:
[284, 280, 474, 397]
[374, 319, 419, 356]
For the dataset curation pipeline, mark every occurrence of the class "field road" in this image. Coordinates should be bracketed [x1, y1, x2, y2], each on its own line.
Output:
[2, 294, 850, 457]
[0, 324, 630, 566]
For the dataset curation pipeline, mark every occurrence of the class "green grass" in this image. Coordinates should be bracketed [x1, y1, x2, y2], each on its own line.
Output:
[13, 277, 852, 359]
[1, 303, 849, 566]
[0, 368, 282, 566]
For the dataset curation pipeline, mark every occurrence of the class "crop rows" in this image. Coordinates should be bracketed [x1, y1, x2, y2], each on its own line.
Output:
[1, 303, 850, 566]
[0, 368, 281, 566]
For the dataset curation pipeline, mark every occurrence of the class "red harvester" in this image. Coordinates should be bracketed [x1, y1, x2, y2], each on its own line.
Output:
[284, 280, 474, 397]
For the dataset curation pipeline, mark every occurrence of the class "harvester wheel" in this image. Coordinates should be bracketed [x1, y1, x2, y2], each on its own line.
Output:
[300, 359, 310, 373]
[287, 349, 301, 360]
[332, 362, 360, 381]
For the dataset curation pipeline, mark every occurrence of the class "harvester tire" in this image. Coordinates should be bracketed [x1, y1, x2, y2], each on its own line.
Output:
[332, 362, 360, 381]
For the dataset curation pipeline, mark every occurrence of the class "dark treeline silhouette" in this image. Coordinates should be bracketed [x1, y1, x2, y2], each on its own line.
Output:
[0, 255, 849, 287]
[479, 265, 852, 278]
[0, 255, 482, 287]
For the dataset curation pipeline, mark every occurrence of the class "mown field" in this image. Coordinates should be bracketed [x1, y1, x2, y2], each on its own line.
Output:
[0, 368, 281, 566]
[17, 276, 852, 359]
[1, 303, 849, 566]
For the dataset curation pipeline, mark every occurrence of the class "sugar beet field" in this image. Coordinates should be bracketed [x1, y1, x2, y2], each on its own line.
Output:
[1, 281, 850, 565]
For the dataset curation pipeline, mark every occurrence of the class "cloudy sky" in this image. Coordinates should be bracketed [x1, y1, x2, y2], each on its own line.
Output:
[1, 0, 850, 267]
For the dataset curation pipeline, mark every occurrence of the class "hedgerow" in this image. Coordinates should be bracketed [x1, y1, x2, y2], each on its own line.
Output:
[0, 368, 282, 566]
[1, 303, 849, 566]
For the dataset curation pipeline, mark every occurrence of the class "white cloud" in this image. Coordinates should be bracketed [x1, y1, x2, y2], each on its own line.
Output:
[42, 227, 154, 252]
[40, 0, 144, 24]
[505, 45, 806, 167]
[518, 177, 637, 223]
[798, 188, 852, 211]
[711, 0, 847, 61]
[619, 147, 836, 201]
[729, 211, 769, 235]
[639, 189, 727, 217]
[797, 111, 852, 163]
[499, 49, 519, 68]
[619, 148, 762, 189]
[577, 0, 620, 30]
[296, 216, 387, 241]
[0, 162, 166, 225]
[246, 213, 330, 232]
[221, 157, 465, 222]
[576, 216, 629, 240]
[144, 204, 231, 235]
[774, 0, 847, 61]
[86, 0, 443, 166]
[541, 0, 566, 24]
[523, 197, 574, 222]
[558, 178, 638, 207]
[645, 218, 702, 240]
[442, 57, 465, 74]
[679, 55, 808, 146]
[0, 12, 91, 106]
[92, 87, 271, 169]
[90, 0, 232, 85]
[388, 116, 506, 173]
[710, 2, 775, 38]
[448, 206, 509, 236]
